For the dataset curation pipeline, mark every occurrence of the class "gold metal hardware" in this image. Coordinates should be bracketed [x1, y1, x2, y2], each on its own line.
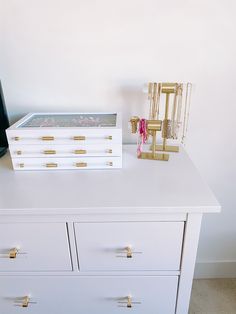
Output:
[73, 136, 86, 141]
[9, 248, 18, 259]
[107, 149, 112, 154]
[118, 296, 141, 308]
[22, 296, 30, 308]
[76, 162, 87, 167]
[16, 150, 22, 155]
[44, 150, 56, 155]
[14, 137, 20, 141]
[41, 136, 54, 141]
[14, 296, 37, 308]
[130, 116, 140, 133]
[107, 162, 113, 167]
[106, 135, 112, 140]
[74, 149, 87, 154]
[46, 163, 58, 168]
[19, 163, 25, 168]
[116, 246, 143, 258]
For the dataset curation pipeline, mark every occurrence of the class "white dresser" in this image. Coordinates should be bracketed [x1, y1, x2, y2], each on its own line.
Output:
[0, 145, 220, 314]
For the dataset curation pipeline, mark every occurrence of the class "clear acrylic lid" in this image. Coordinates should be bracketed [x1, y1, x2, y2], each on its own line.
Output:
[19, 113, 117, 128]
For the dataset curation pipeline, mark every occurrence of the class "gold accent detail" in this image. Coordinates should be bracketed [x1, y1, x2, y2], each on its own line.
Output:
[106, 136, 113, 140]
[76, 162, 87, 167]
[41, 136, 54, 141]
[16, 150, 22, 155]
[73, 136, 86, 141]
[46, 163, 58, 168]
[22, 296, 30, 308]
[155, 145, 179, 153]
[44, 150, 56, 155]
[126, 246, 132, 258]
[14, 137, 20, 141]
[118, 296, 141, 308]
[107, 149, 112, 154]
[74, 149, 87, 154]
[9, 248, 18, 259]
[107, 161, 113, 167]
[130, 116, 140, 133]
[139, 152, 169, 161]
[19, 163, 24, 168]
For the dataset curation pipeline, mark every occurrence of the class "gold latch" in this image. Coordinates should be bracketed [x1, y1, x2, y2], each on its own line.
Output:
[44, 150, 56, 155]
[73, 136, 86, 141]
[46, 163, 58, 168]
[74, 150, 87, 154]
[41, 136, 54, 141]
[76, 162, 87, 167]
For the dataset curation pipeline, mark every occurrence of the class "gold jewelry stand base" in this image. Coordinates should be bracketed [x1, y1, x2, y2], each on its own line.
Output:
[151, 145, 179, 153]
[138, 152, 169, 161]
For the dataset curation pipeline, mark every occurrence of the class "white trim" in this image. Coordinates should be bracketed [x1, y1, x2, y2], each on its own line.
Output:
[194, 260, 236, 278]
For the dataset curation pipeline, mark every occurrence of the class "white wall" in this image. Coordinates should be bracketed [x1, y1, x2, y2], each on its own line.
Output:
[1, 0, 235, 277]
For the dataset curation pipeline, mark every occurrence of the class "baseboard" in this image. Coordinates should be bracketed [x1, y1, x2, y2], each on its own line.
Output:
[194, 261, 236, 278]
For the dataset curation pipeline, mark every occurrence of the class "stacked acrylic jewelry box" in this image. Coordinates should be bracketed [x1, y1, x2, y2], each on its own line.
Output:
[6, 113, 122, 170]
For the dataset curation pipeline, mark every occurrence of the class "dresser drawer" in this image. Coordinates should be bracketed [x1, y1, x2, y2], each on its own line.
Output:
[7, 128, 122, 145]
[0, 223, 71, 271]
[11, 156, 122, 170]
[75, 222, 184, 271]
[0, 275, 178, 314]
[9, 143, 122, 158]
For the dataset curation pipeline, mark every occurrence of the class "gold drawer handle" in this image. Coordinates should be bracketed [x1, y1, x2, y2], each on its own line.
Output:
[116, 246, 143, 258]
[107, 149, 112, 154]
[106, 135, 113, 140]
[107, 162, 113, 167]
[14, 296, 37, 308]
[44, 150, 56, 155]
[74, 149, 87, 154]
[73, 136, 86, 141]
[14, 137, 20, 141]
[16, 150, 22, 155]
[41, 136, 54, 141]
[46, 163, 58, 168]
[76, 162, 87, 168]
[19, 163, 24, 168]
[118, 296, 141, 308]
[9, 248, 18, 259]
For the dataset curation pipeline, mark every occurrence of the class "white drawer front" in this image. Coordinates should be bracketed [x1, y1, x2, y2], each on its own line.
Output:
[0, 276, 178, 314]
[9, 143, 122, 158]
[7, 129, 122, 145]
[11, 156, 122, 170]
[75, 222, 184, 271]
[0, 223, 71, 271]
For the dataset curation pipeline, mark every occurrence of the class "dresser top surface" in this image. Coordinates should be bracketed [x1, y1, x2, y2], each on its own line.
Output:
[0, 145, 220, 214]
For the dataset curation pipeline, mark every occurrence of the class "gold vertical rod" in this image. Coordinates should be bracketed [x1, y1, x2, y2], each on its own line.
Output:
[152, 131, 157, 158]
[163, 93, 170, 151]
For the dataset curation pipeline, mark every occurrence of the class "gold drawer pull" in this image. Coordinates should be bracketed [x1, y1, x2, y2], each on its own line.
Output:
[118, 296, 141, 308]
[41, 136, 54, 141]
[46, 163, 58, 168]
[9, 248, 18, 259]
[107, 149, 112, 154]
[74, 149, 87, 154]
[76, 162, 87, 168]
[116, 246, 143, 258]
[44, 150, 56, 155]
[14, 296, 37, 308]
[19, 163, 24, 168]
[107, 161, 113, 167]
[106, 135, 113, 140]
[14, 136, 20, 141]
[16, 150, 22, 155]
[73, 136, 86, 141]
